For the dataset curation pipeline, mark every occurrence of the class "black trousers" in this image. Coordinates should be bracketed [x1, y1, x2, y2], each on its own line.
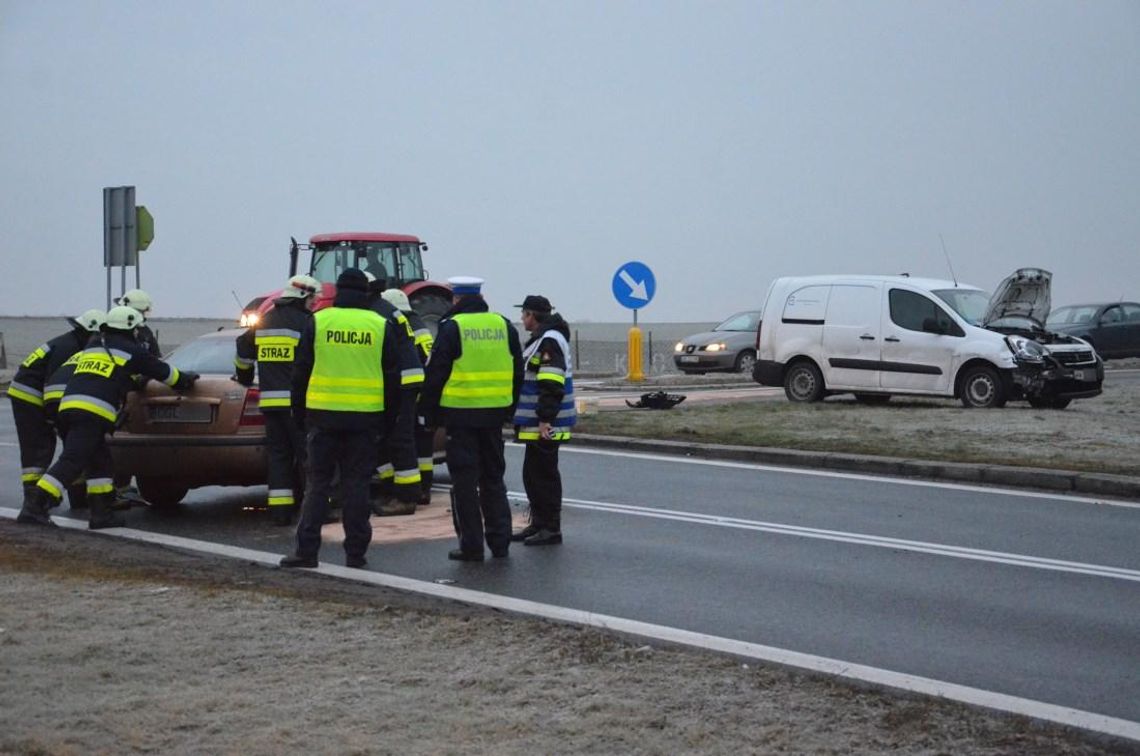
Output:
[39, 411, 113, 502]
[522, 440, 562, 531]
[264, 410, 306, 509]
[11, 398, 56, 487]
[415, 423, 435, 499]
[295, 426, 379, 560]
[446, 426, 511, 554]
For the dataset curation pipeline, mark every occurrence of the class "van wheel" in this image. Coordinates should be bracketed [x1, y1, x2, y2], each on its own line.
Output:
[854, 394, 891, 405]
[959, 366, 1007, 409]
[784, 362, 825, 402]
[734, 350, 757, 374]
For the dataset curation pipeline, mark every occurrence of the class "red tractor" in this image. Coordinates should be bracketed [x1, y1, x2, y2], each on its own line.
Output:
[241, 231, 453, 331]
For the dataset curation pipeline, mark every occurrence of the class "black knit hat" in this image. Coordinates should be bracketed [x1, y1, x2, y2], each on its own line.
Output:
[337, 268, 369, 292]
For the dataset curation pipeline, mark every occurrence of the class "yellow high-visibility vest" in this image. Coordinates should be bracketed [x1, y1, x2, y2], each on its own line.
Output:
[440, 313, 514, 409]
[306, 308, 386, 412]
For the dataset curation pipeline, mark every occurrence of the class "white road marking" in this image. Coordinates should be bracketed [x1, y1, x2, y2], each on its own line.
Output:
[541, 445, 1140, 510]
[522, 493, 1140, 583]
[0, 505, 1135, 743]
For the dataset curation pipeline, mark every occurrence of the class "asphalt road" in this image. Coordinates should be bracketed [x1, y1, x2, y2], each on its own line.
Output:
[1, 404, 1137, 729]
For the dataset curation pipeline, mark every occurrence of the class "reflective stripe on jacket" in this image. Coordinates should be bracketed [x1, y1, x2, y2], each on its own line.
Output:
[514, 329, 576, 441]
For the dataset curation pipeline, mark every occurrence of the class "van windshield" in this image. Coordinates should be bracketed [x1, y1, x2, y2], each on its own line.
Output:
[933, 289, 990, 326]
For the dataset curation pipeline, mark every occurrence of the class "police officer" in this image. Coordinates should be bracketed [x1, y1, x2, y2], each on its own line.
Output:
[280, 268, 423, 569]
[511, 295, 576, 546]
[117, 289, 160, 356]
[418, 276, 523, 561]
[364, 272, 421, 516]
[382, 287, 436, 506]
[9, 309, 105, 512]
[235, 274, 320, 525]
[17, 306, 198, 529]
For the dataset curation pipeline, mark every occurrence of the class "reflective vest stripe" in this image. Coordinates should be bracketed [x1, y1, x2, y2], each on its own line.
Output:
[234, 355, 255, 369]
[513, 330, 576, 432]
[59, 394, 119, 422]
[267, 489, 294, 506]
[394, 468, 421, 485]
[162, 366, 181, 387]
[21, 345, 48, 368]
[87, 478, 115, 495]
[258, 389, 291, 408]
[517, 429, 572, 441]
[37, 474, 64, 499]
[417, 457, 434, 472]
[8, 381, 44, 406]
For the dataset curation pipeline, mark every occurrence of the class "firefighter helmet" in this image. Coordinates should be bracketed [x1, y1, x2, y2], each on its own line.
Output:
[105, 306, 145, 330]
[281, 274, 320, 299]
[118, 289, 153, 314]
[380, 288, 412, 312]
[68, 309, 106, 333]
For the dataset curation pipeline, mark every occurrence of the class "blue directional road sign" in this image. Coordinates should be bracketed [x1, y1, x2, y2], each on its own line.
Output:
[612, 261, 656, 310]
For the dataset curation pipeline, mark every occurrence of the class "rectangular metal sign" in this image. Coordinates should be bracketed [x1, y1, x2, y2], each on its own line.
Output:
[103, 186, 138, 266]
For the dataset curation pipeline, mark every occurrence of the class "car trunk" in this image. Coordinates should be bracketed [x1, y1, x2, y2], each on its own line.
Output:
[121, 376, 259, 436]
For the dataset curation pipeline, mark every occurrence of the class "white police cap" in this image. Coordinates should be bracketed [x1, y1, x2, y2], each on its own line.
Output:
[447, 276, 484, 295]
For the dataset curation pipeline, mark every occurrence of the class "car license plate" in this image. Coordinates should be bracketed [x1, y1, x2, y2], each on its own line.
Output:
[146, 402, 212, 424]
[679, 356, 699, 363]
[1072, 369, 1087, 381]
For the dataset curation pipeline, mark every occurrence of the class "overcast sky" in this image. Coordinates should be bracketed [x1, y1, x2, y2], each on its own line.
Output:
[2, 1, 1137, 321]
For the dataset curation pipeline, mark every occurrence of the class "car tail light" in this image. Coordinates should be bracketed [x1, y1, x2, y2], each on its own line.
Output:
[240, 388, 265, 427]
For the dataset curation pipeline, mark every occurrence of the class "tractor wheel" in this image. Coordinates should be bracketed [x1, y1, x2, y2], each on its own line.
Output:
[409, 291, 451, 335]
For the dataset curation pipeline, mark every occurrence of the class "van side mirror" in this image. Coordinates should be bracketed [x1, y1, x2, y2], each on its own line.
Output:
[922, 318, 946, 335]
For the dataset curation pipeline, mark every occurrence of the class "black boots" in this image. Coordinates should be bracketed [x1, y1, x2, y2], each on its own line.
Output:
[511, 523, 540, 542]
[17, 486, 57, 527]
[88, 493, 126, 530]
[523, 528, 562, 546]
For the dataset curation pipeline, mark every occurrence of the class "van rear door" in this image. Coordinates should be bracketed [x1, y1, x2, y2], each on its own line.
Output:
[820, 284, 882, 389]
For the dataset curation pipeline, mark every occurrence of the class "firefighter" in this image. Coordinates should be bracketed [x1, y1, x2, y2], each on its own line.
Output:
[117, 289, 159, 356]
[418, 276, 523, 561]
[511, 295, 576, 545]
[234, 274, 320, 525]
[364, 272, 421, 516]
[279, 268, 423, 569]
[381, 287, 436, 506]
[9, 309, 105, 512]
[17, 306, 198, 529]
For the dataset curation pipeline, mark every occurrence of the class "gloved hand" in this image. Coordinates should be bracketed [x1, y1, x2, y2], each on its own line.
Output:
[176, 371, 200, 391]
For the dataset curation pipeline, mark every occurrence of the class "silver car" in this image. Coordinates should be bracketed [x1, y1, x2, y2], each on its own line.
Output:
[673, 311, 761, 374]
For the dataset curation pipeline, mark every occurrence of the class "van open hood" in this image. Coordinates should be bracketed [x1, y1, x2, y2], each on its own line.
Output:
[983, 268, 1052, 327]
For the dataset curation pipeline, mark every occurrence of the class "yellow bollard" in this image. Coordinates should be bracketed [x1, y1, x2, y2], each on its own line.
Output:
[627, 326, 644, 382]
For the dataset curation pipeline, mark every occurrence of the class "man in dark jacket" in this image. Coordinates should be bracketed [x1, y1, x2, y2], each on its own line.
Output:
[18, 306, 198, 529]
[235, 275, 320, 525]
[280, 268, 423, 570]
[511, 295, 576, 545]
[9, 309, 105, 512]
[418, 276, 523, 561]
[364, 273, 422, 516]
[382, 287, 436, 506]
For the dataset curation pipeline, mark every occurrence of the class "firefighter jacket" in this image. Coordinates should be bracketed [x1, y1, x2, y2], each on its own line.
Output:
[514, 313, 576, 442]
[136, 324, 161, 357]
[405, 309, 433, 366]
[58, 330, 193, 425]
[291, 287, 424, 433]
[234, 296, 313, 411]
[419, 296, 523, 429]
[9, 327, 90, 407]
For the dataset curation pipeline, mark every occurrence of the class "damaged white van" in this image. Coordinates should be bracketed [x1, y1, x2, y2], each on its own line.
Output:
[752, 269, 1103, 408]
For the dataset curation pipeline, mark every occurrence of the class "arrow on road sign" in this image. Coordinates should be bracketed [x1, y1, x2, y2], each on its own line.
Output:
[619, 269, 649, 300]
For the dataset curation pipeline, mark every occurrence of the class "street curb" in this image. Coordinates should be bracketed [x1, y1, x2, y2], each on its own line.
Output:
[574, 434, 1140, 501]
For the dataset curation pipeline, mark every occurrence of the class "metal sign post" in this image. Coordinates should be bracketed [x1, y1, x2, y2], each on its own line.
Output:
[103, 187, 154, 309]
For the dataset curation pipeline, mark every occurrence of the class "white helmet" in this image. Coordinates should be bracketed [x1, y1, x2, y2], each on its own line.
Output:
[69, 309, 106, 333]
[105, 305, 145, 330]
[380, 288, 412, 312]
[118, 288, 153, 314]
[281, 274, 320, 299]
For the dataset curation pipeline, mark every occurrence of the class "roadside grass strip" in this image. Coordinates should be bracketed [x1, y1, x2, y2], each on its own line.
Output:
[1, 505, 1136, 743]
